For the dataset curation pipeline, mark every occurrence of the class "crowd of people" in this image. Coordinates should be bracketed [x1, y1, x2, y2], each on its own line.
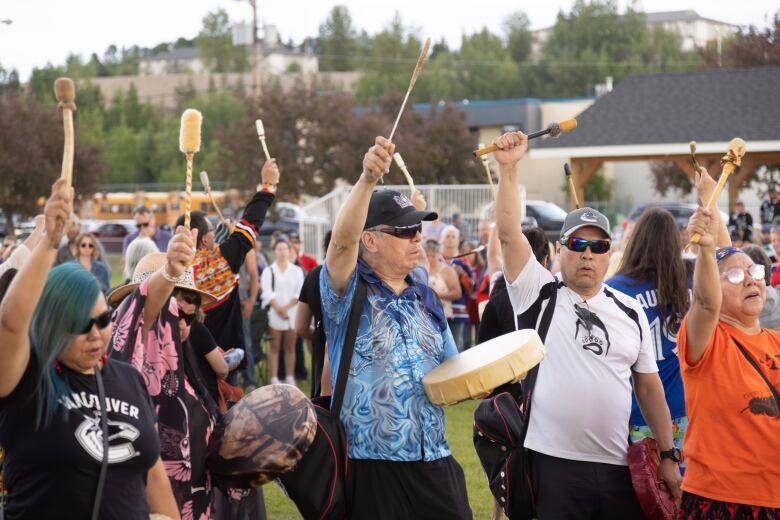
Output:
[0, 130, 777, 520]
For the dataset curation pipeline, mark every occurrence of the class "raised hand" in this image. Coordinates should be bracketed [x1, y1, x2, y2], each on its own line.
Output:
[361, 136, 395, 184]
[687, 207, 718, 249]
[694, 166, 718, 206]
[411, 189, 426, 211]
[261, 158, 280, 186]
[166, 226, 198, 279]
[43, 178, 73, 248]
[492, 131, 528, 166]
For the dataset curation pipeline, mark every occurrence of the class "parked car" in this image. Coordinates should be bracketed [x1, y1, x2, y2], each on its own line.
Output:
[625, 202, 728, 232]
[258, 202, 329, 245]
[93, 220, 136, 253]
[525, 200, 568, 243]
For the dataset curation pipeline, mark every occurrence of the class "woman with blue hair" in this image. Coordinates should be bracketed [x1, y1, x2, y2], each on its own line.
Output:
[0, 179, 179, 520]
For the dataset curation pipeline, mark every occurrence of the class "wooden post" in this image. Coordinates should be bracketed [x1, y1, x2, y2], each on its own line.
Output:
[569, 159, 603, 209]
[728, 157, 758, 212]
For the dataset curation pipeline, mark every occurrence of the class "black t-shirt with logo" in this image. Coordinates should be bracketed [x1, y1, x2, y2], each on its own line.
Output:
[0, 355, 159, 520]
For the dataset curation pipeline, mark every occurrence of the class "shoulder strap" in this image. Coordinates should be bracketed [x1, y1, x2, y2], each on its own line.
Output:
[91, 369, 110, 520]
[603, 286, 643, 343]
[330, 277, 367, 419]
[521, 280, 560, 433]
[271, 267, 275, 292]
[731, 336, 780, 407]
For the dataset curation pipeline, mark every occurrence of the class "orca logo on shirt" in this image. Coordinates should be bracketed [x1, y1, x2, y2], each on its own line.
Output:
[573, 303, 611, 357]
[74, 411, 142, 464]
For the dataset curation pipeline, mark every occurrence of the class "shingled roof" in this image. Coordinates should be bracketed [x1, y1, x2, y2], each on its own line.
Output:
[535, 67, 780, 149]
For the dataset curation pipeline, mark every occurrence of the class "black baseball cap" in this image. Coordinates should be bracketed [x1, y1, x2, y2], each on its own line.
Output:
[364, 190, 438, 230]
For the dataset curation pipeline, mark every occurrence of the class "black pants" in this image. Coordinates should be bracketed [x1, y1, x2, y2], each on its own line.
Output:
[347, 456, 472, 520]
[531, 451, 644, 520]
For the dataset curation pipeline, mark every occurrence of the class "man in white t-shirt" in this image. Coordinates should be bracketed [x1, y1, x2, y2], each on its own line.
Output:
[492, 131, 682, 518]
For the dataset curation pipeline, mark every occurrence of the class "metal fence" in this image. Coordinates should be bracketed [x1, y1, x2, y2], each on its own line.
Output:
[299, 184, 495, 262]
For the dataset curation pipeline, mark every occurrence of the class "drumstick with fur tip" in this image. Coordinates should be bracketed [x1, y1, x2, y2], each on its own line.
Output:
[199, 170, 226, 224]
[392, 152, 416, 193]
[255, 120, 272, 161]
[473, 118, 577, 157]
[179, 109, 202, 229]
[54, 78, 77, 189]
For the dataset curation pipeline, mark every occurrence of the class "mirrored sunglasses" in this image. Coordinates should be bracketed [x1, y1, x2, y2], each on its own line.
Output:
[79, 310, 112, 335]
[560, 236, 611, 254]
[722, 264, 765, 285]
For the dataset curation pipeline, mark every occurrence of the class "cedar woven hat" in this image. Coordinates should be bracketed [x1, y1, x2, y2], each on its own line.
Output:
[107, 252, 216, 307]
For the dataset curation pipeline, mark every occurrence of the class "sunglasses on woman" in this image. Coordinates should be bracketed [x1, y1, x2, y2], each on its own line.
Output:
[79, 243, 94, 249]
[79, 310, 112, 334]
[721, 264, 765, 285]
[559, 236, 611, 254]
[371, 222, 422, 240]
[177, 307, 197, 326]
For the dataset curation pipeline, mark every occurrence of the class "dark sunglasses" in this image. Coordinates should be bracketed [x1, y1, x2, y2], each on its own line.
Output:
[79, 310, 112, 335]
[372, 222, 422, 240]
[79, 243, 94, 249]
[136, 222, 151, 229]
[177, 306, 197, 326]
[560, 236, 611, 254]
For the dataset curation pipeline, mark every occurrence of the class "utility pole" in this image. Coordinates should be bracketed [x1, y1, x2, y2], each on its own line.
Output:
[236, 0, 261, 95]
[250, 0, 261, 95]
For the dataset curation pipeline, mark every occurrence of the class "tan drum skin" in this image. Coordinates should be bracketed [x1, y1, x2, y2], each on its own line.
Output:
[423, 329, 546, 406]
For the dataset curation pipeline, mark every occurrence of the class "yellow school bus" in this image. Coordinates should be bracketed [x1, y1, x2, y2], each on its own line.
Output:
[81, 191, 227, 227]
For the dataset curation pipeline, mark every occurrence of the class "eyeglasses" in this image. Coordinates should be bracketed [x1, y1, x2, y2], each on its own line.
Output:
[79, 243, 94, 249]
[560, 236, 611, 254]
[177, 306, 197, 326]
[79, 310, 112, 335]
[136, 222, 151, 229]
[721, 264, 765, 285]
[371, 222, 422, 240]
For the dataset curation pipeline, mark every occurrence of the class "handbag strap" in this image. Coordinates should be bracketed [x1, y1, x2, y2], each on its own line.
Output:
[521, 281, 559, 435]
[330, 276, 367, 419]
[91, 368, 110, 520]
[731, 336, 780, 407]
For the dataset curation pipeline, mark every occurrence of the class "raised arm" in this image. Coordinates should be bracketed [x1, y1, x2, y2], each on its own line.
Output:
[685, 207, 722, 364]
[0, 179, 71, 397]
[493, 132, 531, 282]
[219, 159, 280, 272]
[326, 136, 394, 294]
[142, 226, 197, 336]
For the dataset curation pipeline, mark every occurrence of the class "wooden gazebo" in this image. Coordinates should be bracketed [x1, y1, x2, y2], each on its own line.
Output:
[531, 67, 780, 210]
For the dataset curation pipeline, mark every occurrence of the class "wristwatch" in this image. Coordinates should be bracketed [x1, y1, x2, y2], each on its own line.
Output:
[659, 447, 682, 463]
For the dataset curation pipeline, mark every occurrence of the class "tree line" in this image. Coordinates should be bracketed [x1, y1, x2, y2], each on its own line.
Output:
[0, 1, 778, 223]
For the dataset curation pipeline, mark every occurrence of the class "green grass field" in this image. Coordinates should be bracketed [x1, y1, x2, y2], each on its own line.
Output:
[107, 254, 492, 518]
[263, 400, 492, 519]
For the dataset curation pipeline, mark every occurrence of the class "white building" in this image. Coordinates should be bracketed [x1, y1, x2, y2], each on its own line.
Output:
[531, 10, 739, 57]
[139, 25, 318, 77]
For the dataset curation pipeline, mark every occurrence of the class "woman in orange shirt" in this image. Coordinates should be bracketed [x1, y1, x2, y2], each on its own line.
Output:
[680, 201, 780, 518]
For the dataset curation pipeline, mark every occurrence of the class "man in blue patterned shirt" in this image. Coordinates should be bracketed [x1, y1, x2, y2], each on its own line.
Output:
[321, 136, 472, 519]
